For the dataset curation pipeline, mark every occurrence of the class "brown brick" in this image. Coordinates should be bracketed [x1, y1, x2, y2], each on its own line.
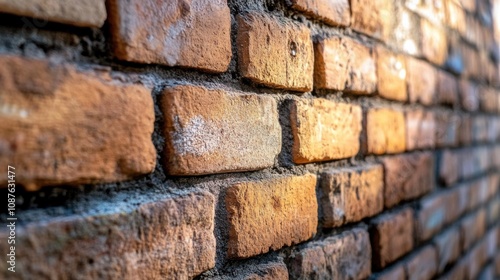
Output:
[420, 19, 448, 65]
[226, 175, 317, 258]
[376, 46, 407, 101]
[436, 70, 458, 106]
[438, 150, 459, 186]
[433, 226, 461, 273]
[320, 165, 383, 227]
[0, 55, 155, 189]
[375, 265, 406, 280]
[350, 0, 393, 40]
[472, 116, 488, 143]
[435, 112, 459, 147]
[406, 57, 436, 105]
[459, 79, 479, 111]
[314, 37, 377, 94]
[417, 191, 458, 241]
[0, 192, 216, 279]
[405, 246, 438, 280]
[0, 0, 106, 27]
[237, 13, 313, 91]
[496, 253, 500, 276]
[224, 258, 289, 280]
[467, 177, 490, 210]
[459, 0, 475, 11]
[405, 109, 436, 150]
[108, 0, 231, 72]
[464, 240, 488, 279]
[289, 0, 350, 26]
[381, 152, 434, 208]
[405, 0, 446, 24]
[287, 228, 371, 280]
[161, 85, 281, 176]
[366, 108, 406, 154]
[487, 198, 500, 226]
[445, 0, 466, 34]
[460, 209, 487, 251]
[290, 99, 362, 163]
[438, 259, 466, 280]
[458, 115, 472, 145]
[479, 86, 498, 113]
[370, 208, 415, 269]
[390, 2, 421, 56]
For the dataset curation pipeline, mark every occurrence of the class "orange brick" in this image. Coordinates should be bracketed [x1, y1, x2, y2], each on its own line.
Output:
[405, 0, 446, 24]
[390, 2, 421, 56]
[351, 0, 393, 40]
[0, 0, 106, 27]
[406, 57, 437, 105]
[290, 99, 362, 163]
[0, 55, 155, 189]
[108, 0, 231, 72]
[314, 37, 377, 94]
[445, 0, 466, 34]
[405, 109, 436, 150]
[226, 175, 317, 258]
[289, 0, 350, 26]
[366, 108, 406, 154]
[161, 85, 281, 176]
[405, 246, 438, 280]
[237, 12, 313, 92]
[420, 19, 448, 65]
[320, 165, 383, 227]
[376, 46, 407, 101]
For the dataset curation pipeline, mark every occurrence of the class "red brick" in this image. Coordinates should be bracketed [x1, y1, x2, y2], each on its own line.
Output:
[320, 165, 383, 227]
[435, 112, 459, 147]
[237, 13, 313, 91]
[290, 99, 362, 163]
[420, 19, 448, 65]
[459, 80, 480, 112]
[405, 246, 438, 280]
[436, 70, 459, 106]
[0, 191, 216, 279]
[376, 46, 407, 101]
[0, 55, 155, 189]
[405, 109, 436, 150]
[479, 86, 498, 113]
[226, 175, 317, 258]
[289, 0, 350, 26]
[161, 85, 281, 176]
[350, 0, 393, 40]
[287, 228, 371, 280]
[433, 226, 461, 273]
[406, 57, 436, 105]
[108, 0, 231, 72]
[0, 0, 106, 27]
[381, 152, 434, 208]
[370, 208, 415, 269]
[438, 150, 459, 186]
[366, 108, 406, 154]
[460, 209, 487, 251]
[314, 37, 377, 94]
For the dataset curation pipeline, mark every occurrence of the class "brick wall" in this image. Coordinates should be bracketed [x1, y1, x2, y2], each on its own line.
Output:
[0, 0, 499, 279]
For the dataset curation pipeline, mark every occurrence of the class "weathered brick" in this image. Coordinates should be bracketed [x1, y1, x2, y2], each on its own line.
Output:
[290, 99, 362, 163]
[460, 209, 486, 251]
[161, 85, 281, 176]
[289, 0, 350, 26]
[438, 259, 466, 280]
[0, 191, 216, 279]
[438, 150, 459, 186]
[406, 57, 436, 105]
[390, 2, 421, 56]
[433, 226, 461, 273]
[220, 258, 289, 280]
[370, 208, 415, 269]
[108, 0, 231, 72]
[420, 19, 448, 65]
[405, 246, 438, 280]
[376, 46, 407, 101]
[487, 198, 500, 226]
[467, 177, 490, 210]
[405, 109, 436, 150]
[458, 115, 472, 145]
[464, 240, 488, 279]
[405, 0, 446, 24]
[366, 108, 406, 154]
[0, 55, 155, 189]
[350, 0, 393, 40]
[375, 265, 406, 280]
[436, 70, 458, 106]
[226, 175, 317, 258]
[472, 116, 488, 143]
[459, 79, 480, 111]
[0, 0, 106, 27]
[381, 152, 434, 208]
[435, 112, 459, 147]
[320, 165, 383, 227]
[237, 12, 313, 91]
[417, 190, 459, 241]
[287, 228, 371, 280]
[314, 37, 377, 94]
[445, 0, 466, 34]
[479, 86, 498, 113]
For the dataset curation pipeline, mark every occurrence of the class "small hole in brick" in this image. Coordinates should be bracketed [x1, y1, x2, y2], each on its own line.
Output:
[290, 41, 297, 57]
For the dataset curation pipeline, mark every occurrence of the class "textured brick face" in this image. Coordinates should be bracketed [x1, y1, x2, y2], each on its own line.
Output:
[0, 55, 156, 189]
[108, 0, 231, 72]
[434, 227, 461, 273]
[290, 99, 362, 163]
[420, 19, 448, 65]
[376, 46, 407, 101]
[237, 13, 314, 92]
[290, 0, 350, 26]
[406, 57, 437, 105]
[406, 246, 438, 280]
[161, 85, 281, 176]
[320, 165, 384, 227]
[366, 108, 406, 154]
[226, 175, 318, 259]
[405, 109, 436, 150]
[351, 0, 392, 41]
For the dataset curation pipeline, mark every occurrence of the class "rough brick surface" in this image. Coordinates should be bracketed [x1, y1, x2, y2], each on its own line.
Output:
[320, 165, 383, 227]
[290, 99, 362, 163]
[0, 0, 106, 27]
[108, 0, 231, 72]
[287, 228, 371, 280]
[161, 85, 281, 176]
[366, 108, 406, 154]
[226, 175, 317, 258]
[460, 209, 487, 251]
[417, 191, 458, 241]
[438, 150, 459, 186]
[433, 226, 461, 273]
[405, 109, 436, 150]
[406, 246, 438, 280]
[459, 80, 480, 111]
[376, 46, 407, 101]
[370, 208, 415, 269]
[406, 57, 436, 105]
[350, 0, 392, 40]
[0, 55, 156, 189]
[289, 0, 350, 26]
[237, 12, 313, 91]
[221, 258, 289, 280]
[0, 192, 216, 279]
[420, 19, 448, 65]
[436, 70, 458, 106]
[435, 112, 459, 147]
[376, 266, 406, 280]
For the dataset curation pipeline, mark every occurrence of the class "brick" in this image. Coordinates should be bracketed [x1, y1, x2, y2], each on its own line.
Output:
[0, 55, 155, 189]
[381, 152, 434, 208]
[406, 57, 436, 105]
[221, 258, 289, 280]
[375, 265, 406, 280]
[405, 246, 438, 280]
[290, 99, 362, 163]
[459, 0, 475, 11]
[226, 175, 317, 258]
[467, 177, 490, 210]
[479, 265, 495, 280]
[417, 191, 459, 241]
[433, 226, 461, 273]
[390, 2, 421, 56]
[405, 109, 436, 150]
[438, 150, 459, 186]
[487, 198, 500, 226]
[464, 241, 488, 279]
[445, 0, 466, 34]
[436, 70, 458, 106]
[0, 192, 216, 279]
[405, 0, 446, 24]
[350, 0, 393, 40]
[472, 116, 488, 143]
[366, 108, 406, 154]
[161, 85, 281, 176]
[435, 112, 459, 147]
[289, 0, 350, 26]
[320, 165, 383, 227]
[0, 0, 105, 27]
[108, 0, 231, 72]
[486, 227, 499, 259]
[479, 86, 498, 113]
[458, 115, 472, 145]
[459, 80, 479, 112]
[314, 37, 377, 94]
[496, 253, 500, 276]
[370, 208, 415, 269]
[420, 19, 448, 65]
[438, 260, 466, 280]
[376, 46, 407, 101]
[460, 209, 487, 251]
[287, 228, 371, 280]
